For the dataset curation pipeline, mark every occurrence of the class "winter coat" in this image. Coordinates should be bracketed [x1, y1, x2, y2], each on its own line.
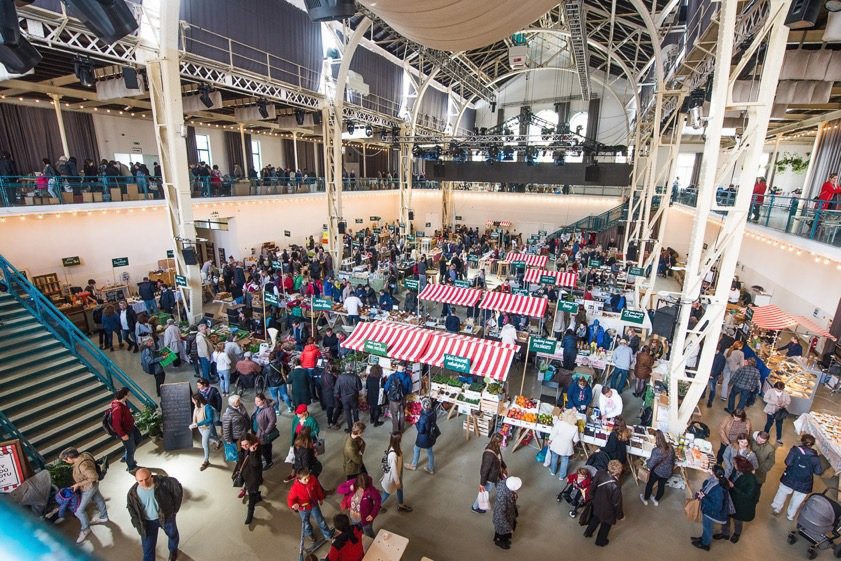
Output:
[337, 476, 381, 522]
[719, 418, 752, 446]
[590, 470, 623, 525]
[327, 526, 365, 561]
[366, 374, 381, 406]
[763, 388, 792, 416]
[548, 419, 580, 456]
[335, 372, 362, 403]
[321, 369, 337, 408]
[722, 446, 758, 479]
[562, 334, 578, 357]
[221, 405, 250, 443]
[634, 350, 655, 380]
[492, 480, 517, 535]
[751, 438, 776, 485]
[126, 476, 183, 535]
[289, 367, 312, 406]
[234, 448, 263, 493]
[102, 313, 121, 332]
[110, 399, 135, 437]
[699, 477, 729, 523]
[646, 446, 676, 479]
[290, 414, 320, 446]
[380, 448, 402, 494]
[288, 475, 326, 511]
[293, 444, 317, 474]
[729, 472, 759, 522]
[300, 344, 321, 369]
[478, 448, 506, 487]
[71, 452, 100, 492]
[252, 405, 277, 443]
[603, 432, 628, 465]
[414, 408, 436, 449]
[343, 435, 366, 476]
[780, 445, 823, 493]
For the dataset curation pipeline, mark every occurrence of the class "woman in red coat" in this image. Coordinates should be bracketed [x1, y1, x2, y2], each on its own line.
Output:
[818, 173, 841, 210]
[326, 514, 364, 561]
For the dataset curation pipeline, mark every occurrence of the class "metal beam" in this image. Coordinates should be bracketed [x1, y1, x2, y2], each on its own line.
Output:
[564, 0, 592, 100]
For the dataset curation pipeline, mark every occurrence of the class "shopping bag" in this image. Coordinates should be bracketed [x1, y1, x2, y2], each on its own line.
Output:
[638, 466, 651, 484]
[684, 498, 701, 522]
[223, 442, 238, 463]
[535, 446, 548, 464]
[578, 502, 593, 526]
[476, 490, 490, 511]
[284, 446, 295, 464]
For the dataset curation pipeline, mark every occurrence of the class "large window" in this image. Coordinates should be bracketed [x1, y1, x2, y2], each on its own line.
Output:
[675, 153, 697, 189]
[251, 139, 262, 172]
[195, 134, 212, 164]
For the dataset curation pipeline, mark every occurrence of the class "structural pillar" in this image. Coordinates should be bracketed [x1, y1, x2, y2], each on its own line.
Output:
[51, 94, 70, 158]
[239, 123, 248, 172]
[362, 143, 367, 178]
[292, 132, 299, 170]
[313, 141, 320, 178]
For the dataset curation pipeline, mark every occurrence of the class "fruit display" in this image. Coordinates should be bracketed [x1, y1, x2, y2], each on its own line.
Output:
[505, 408, 537, 423]
[537, 413, 553, 426]
[514, 395, 538, 410]
[486, 383, 504, 395]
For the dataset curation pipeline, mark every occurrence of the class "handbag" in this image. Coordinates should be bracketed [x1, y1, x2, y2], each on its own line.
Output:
[315, 438, 326, 456]
[684, 497, 701, 522]
[578, 502, 594, 526]
[638, 466, 651, 484]
[232, 454, 249, 488]
[223, 442, 238, 463]
[263, 427, 280, 444]
[774, 407, 789, 421]
[535, 446, 548, 464]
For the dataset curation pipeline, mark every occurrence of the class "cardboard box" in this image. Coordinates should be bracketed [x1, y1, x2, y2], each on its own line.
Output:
[24, 197, 34, 206]
[93, 192, 103, 202]
[233, 180, 250, 196]
[126, 183, 139, 197]
[62, 193, 74, 204]
[109, 187, 122, 201]
[48, 197, 59, 205]
[82, 192, 94, 203]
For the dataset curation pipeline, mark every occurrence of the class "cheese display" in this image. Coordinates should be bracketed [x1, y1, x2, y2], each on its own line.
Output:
[762, 354, 820, 415]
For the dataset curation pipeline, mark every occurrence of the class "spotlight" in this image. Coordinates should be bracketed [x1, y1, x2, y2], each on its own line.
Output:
[553, 150, 566, 166]
[379, 130, 387, 141]
[198, 84, 213, 108]
[501, 146, 514, 161]
[486, 146, 500, 163]
[257, 99, 269, 119]
[74, 56, 95, 87]
[525, 146, 537, 166]
[64, 0, 138, 43]
[412, 145, 423, 158]
[490, 101, 497, 113]
[294, 108, 305, 125]
[346, 121, 355, 134]
[365, 125, 373, 137]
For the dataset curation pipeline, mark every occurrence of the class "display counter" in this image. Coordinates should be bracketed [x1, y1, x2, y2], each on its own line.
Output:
[763, 354, 820, 415]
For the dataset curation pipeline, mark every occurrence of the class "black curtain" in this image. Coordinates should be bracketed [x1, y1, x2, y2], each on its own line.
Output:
[186, 126, 198, 166]
[224, 131, 253, 175]
[808, 119, 841, 197]
[282, 139, 295, 170]
[556, 102, 570, 126]
[348, 47, 403, 116]
[0, 104, 97, 174]
[586, 98, 601, 142]
[180, 0, 322, 91]
[364, 148, 389, 177]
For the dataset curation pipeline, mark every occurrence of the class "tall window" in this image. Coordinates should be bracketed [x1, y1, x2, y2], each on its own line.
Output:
[195, 134, 211, 164]
[251, 139, 262, 172]
[675, 153, 697, 188]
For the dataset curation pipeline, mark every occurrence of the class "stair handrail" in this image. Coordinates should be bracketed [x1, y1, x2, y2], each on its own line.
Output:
[0, 255, 156, 412]
[0, 409, 45, 470]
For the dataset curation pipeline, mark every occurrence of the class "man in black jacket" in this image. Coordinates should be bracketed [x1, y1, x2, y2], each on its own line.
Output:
[137, 277, 158, 315]
[118, 300, 139, 352]
[126, 469, 182, 561]
[334, 370, 362, 433]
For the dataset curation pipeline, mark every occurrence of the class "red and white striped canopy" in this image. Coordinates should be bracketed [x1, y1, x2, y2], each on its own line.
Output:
[340, 321, 432, 362]
[486, 220, 512, 227]
[418, 283, 483, 307]
[523, 269, 578, 288]
[420, 332, 518, 381]
[479, 290, 548, 318]
[504, 253, 548, 268]
[793, 315, 836, 340]
[748, 305, 797, 331]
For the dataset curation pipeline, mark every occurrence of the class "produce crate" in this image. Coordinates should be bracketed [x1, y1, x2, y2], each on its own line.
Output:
[464, 415, 493, 437]
[535, 423, 553, 434]
[481, 390, 503, 402]
[464, 389, 483, 400]
[481, 399, 504, 415]
[502, 417, 536, 430]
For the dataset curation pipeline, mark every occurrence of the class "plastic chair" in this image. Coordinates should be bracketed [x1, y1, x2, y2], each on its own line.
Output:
[540, 380, 561, 405]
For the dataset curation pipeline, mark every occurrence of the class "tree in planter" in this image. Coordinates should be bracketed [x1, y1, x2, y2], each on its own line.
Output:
[46, 461, 74, 488]
[135, 406, 162, 438]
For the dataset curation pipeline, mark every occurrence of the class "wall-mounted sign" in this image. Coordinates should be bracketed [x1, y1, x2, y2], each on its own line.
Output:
[620, 309, 646, 325]
[455, 215, 463, 221]
[425, 222, 432, 228]
[111, 257, 129, 268]
[370, 216, 381, 221]
[166, 250, 175, 259]
[284, 230, 291, 237]
[355, 218, 363, 224]
[61, 256, 81, 267]
[174, 274, 187, 288]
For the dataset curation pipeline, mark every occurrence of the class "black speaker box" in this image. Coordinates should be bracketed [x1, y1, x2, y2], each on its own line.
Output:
[408, 210, 414, 220]
[785, 0, 821, 29]
[0, 0, 20, 46]
[182, 247, 198, 266]
[338, 221, 346, 234]
[304, 0, 356, 22]
[0, 36, 41, 73]
[65, 0, 139, 43]
[584, 165, 600, 182]
[123, 66, 138, 89]
[433, 164, 445, 178]
[651, 305, 678, 340]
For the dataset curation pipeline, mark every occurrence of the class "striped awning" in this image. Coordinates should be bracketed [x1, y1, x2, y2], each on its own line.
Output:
[340, 321, 432, 362]
[486, 220, 512, 227]
[505, 253, 548, 268]
[479, 290, 548, 318]
[418, 284, 483, 307]
[420, 332, 518, 381]
[793, 315, 836, 340]
[748, 305, 797, 331]
[523, 269, 578, 288]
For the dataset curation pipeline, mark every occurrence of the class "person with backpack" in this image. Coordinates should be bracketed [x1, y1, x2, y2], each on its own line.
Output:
[189, 393, 221, 471]
[383, 369, 412, 433]
[59, 447, 108, 544]
[379, 431, 412, 513]
[196, 378, 222, 441]
[265, 352, 293, 415]
[109, 387, 141, 472]
[405, 398, 438, 475]
[140, 337, 167, 397]
[770, 433, 824, 520]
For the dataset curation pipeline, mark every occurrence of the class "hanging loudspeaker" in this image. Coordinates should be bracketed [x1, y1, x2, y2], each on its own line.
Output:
[408, 210, 414, 220]
[338, 221, 346, 234]
[182, 247, 198, 265]
[122, 66, 138, 89]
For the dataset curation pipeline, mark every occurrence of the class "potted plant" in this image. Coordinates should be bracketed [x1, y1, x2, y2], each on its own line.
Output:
[775, 153, 810, 174]
[45, 461, 74, 488]
[135, 406, 163, 438]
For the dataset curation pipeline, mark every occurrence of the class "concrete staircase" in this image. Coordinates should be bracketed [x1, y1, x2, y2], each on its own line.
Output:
[0, 292, 141, 465]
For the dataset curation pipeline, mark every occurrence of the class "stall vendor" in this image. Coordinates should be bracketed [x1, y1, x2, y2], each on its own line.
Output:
[777, 338, 803, 357]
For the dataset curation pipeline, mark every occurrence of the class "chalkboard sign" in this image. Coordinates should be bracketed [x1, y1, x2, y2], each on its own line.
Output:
[744, 306, 754, 322]
[160, 382, 194, 451]
[425, 222, 431, 228]
[284, 230, 291, 237]
[455, 215, 463, 221]
[61, 256, 81, 267]
[112, 257, 129, 267]
[370, 216, 381, 221]
[174, 274, 187, 288]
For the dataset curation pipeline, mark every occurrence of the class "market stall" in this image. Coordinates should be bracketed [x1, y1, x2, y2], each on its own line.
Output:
[480, 291, 548, 320]
[763, 354, 821, 415]
[523, 269, 578, 288]
[340, 321, 432, 364]
[418, 284, 483, 309]
[505, 252, 549, 269]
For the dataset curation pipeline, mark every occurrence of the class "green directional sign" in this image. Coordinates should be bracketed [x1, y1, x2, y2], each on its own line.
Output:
[61, 256, 81, 267]
[272, 260, 281, 269]
[529, 336, 558, 354]
[540, 274, 557, 286]
[514, 288, 529, 296]
[628, 266, 645, 277]
[588, 258, 602, 267]
[404, 278, 419, 290]
[312, 297, 333, 311]
[355, 218, 364, 224]
[454, 279, 470, 288]
[558, 300, 580, 314]
[744, 306, 754, 322]
[620, 308, 646, 325]
[443, 353, 471, 374]
[112, 257, 129, 268]
[263, 291, 279, 306]
[174, 274, 188, 288]
[364, 340, 389, 356]
[369, 215, 380, 221]
[166, 250, 175, 259]
[284, 230, 291, 237]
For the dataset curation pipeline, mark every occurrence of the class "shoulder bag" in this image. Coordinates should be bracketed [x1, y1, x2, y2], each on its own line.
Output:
[232, 453, 249, 487]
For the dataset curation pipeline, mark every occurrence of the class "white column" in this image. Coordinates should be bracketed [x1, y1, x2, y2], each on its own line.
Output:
[293, 132, 299, 170]
[51, 94, 70, 158]
[362, 143, 367, 178]
[313, 141, 320, 177]
[239, 123, 248, 172]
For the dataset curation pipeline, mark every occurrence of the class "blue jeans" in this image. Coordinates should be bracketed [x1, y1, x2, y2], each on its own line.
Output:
[141, 517, 179, 561]
[75, 485, 107, 530]
[549, 451, 570, 479]
[199, 427, 218, 462]
[198, 357, 211, 381]
[121, 328, 136, 349]
[268, 385, 292, 413]
[727, 387, 752, 412]
[764, 413, 784, 441]
[610, 368, 629, 391]
[143, 299, 158, 314]
[217, 369, 230, 393]
[381, 488, 404, 506]
[298, 506, 331, 539]
[411, 445, 435, 472]
[121, 426, 142, 469]
[701, 515, 716, 546]
[702, 374, 719, 403]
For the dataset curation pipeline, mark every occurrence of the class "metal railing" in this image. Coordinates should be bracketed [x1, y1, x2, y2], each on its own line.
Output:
[0, 255, 156, 411]
[0, 410, 45, 470]
[674, 190, 841, 247]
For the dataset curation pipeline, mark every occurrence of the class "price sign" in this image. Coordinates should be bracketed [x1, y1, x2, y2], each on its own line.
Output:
[61, 256, 81, 267]
[539, 275, 557, 286]
[403, 278, 419, 290]
[529, 337, 558, 354]
[166, 250, 175, 259]
[263, 291, 279, 306]
[364, 340, 389, 356]
[271, 260, 281, 269]
[425, 222, 431, 228]
[284, 230, 291, 237]
[558, 300, 580, 314]
[312, 297, 333, 311]
[745, 306, 754, 322]
[443, 353, 471, 374]
[514, 288, 529, 296]
[628, 266, 645, 277]
[174, 274, 187, 288]
[588, 258, 602, 267]
[370, 215, 381, 221]
[454, 279, 470, 288]
[355, 218, 364, 224]
[620, 309, 646, 325]
[112, 257, 129, 267]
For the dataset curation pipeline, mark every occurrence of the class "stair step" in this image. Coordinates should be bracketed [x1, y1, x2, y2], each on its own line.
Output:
[27, 406, 107, 449]
[0, 330, 51, 352]
[0, 354, 79, 382]
[0, 340, 63, 363]
[0, 363, 89, 395]
[0, 347, 72, 374]
[41, 426, 125, 464]
[0, 315, 39, 330]
[37, 416, 112, 459]
[5, 379, 103, 420]
[0, 307, 27, 320]
[0, 297, 19, 309]
[16, 392, 113, 434]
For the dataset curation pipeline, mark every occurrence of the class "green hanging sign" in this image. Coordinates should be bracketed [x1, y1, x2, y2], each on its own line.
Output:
[174, 274, 188, 288]
[628, 266, 645, 277]
[112, 257, 129, 267]
[443, 353, 471, 374]
[620, 309, 646, 325]
[454, 279, 470, 288]
[364, 340, 389, 356]
[588, 258, 602, 267]
[403, 278, 419, 290]
[529, 337, 558, 354]
[539, 275, 557, 286]
[558, 300, 580, 314]
[61, 256, 81, 267]
[263, 291, 279, 306]
[513, 288, 529, 296]
[312, 297, 333, 311]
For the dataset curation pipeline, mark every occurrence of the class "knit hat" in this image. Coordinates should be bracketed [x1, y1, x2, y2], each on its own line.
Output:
[296, 404, 308, 415]
[505, 477, 522, 492]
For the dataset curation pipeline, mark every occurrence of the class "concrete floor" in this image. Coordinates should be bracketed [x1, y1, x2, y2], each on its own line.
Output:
[54, 338, 841, 561]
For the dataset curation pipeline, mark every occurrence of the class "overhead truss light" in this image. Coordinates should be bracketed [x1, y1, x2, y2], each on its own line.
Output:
[74, 56, 95, 87]
[197, 84, 213, 108]
[256, 98, 269, 119]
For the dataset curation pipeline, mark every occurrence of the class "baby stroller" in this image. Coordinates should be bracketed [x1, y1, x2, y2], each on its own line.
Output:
[557, 465, 596, 518]
[787, 490, 841, 559]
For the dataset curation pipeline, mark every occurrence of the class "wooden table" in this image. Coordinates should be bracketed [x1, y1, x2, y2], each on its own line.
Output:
[362, 530, 409, 561]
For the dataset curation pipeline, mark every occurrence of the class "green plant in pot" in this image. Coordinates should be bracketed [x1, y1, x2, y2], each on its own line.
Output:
[46, 461, 74, 488]
[135, 406, 163, 438]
